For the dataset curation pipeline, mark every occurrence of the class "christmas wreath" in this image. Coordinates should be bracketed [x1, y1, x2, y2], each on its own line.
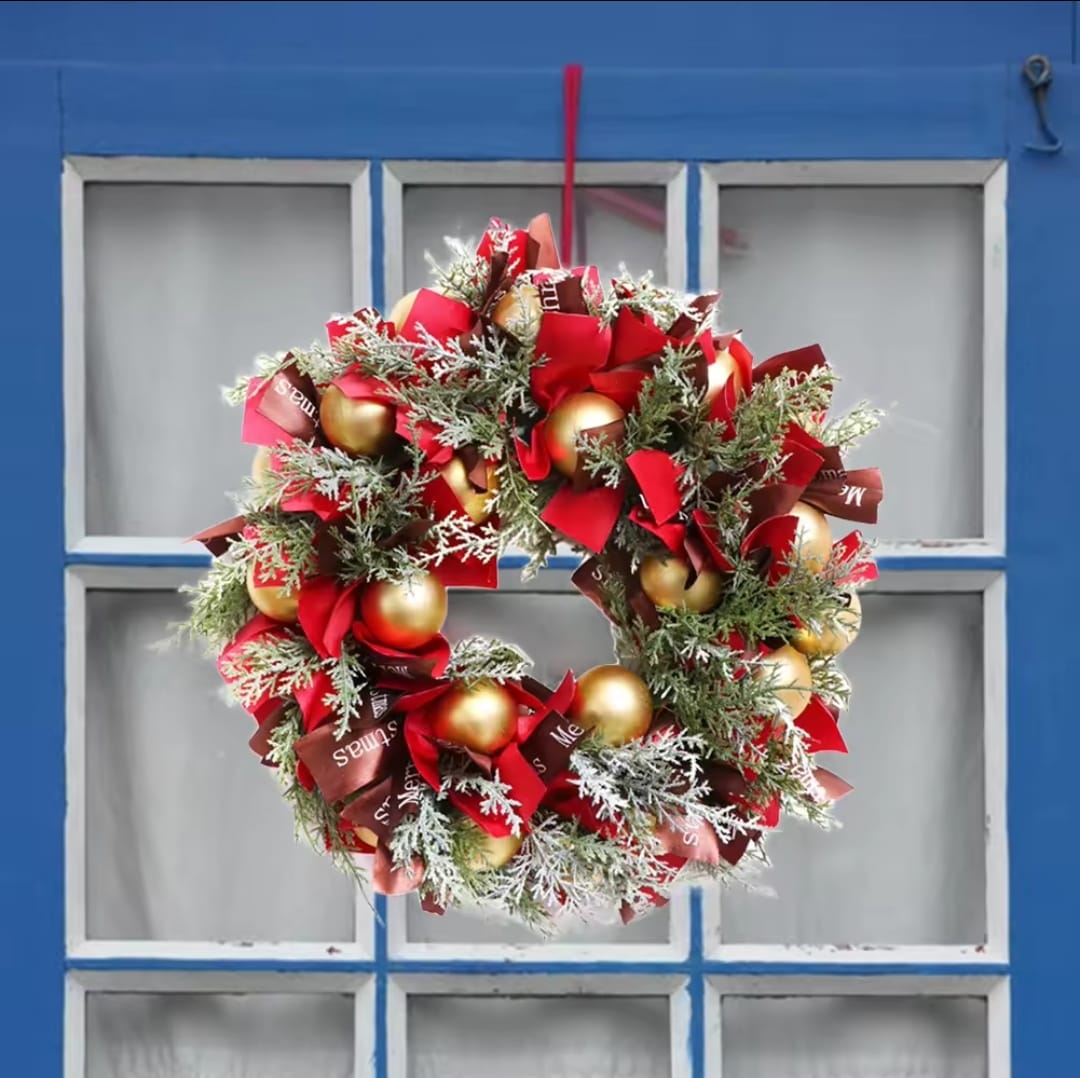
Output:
[183, 213, 884, 932]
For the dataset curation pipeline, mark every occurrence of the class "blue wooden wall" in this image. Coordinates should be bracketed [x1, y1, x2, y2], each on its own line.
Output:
[1, 3, 1074, 1077]
[0, 0, 1073, 70]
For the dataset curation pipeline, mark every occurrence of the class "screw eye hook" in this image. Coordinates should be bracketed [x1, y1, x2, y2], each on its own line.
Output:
[1023, 54, 1063, 155]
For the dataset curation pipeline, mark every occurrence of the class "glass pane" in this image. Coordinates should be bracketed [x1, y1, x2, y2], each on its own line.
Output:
[84, 182, 352, 537]
[720, 593, 986, 946]
[408, 996, 670, 1078]
[401, 184, 667, 292]
[715, 185, 983, 541]
[404, 590, 668, 945]
[443, 590, 627, 697]
[85, 590, 355, 942]
[86, 993, 353, 1078]
[721, 995, 987, 1078]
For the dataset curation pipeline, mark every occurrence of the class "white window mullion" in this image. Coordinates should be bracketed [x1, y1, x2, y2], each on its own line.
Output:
[65, 568, 88, 954]
[983, 573, 1009, 961]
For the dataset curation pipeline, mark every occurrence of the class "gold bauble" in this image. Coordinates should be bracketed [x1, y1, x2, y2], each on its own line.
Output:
[462, 822, 523, 872]
[359, 571, 448, 650]
[440, 456, 499, 524]
[789, 500, 833, 574]
[753, 644, 813, 719]
[639, 555, 725, 614]
[245, 561, 299, 623]
[705, 348, 747, 403]
[792, 591, 862, 658]
[543, 392, 626, 482]
[430, 679, 518, 754]
[569, 665, 654, 747]
[388, 286, 446, 332]
[491, 282, 542, 340]
[354, 825, 379, 848]
[388, 289, 420, 332]
[319, 384, 396, 457]
[251, 445, 274, 484]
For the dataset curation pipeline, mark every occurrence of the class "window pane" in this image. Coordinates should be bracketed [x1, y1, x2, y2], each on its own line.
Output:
[720, 593, 986, 946]
[408, 996, 670, 1078]
[85, 590, 355, 942]
[721, 995, 987, 1078]
[401, 184, 667, 293]
[404, 590, 670, 945]
[84, 182, 352, 537]
[715, 185, 983, 541]
[443, 590, 627, 696]
[86, 993, 353, 1078]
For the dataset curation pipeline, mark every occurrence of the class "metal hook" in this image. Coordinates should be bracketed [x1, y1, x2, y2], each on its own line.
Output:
[1023, 54, 1063, 155]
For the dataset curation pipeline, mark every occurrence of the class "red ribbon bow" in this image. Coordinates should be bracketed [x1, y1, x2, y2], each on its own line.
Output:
[399, 672, 583, 839]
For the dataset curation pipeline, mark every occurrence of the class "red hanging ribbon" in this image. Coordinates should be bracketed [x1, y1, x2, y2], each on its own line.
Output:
[561, 64, 583, 262]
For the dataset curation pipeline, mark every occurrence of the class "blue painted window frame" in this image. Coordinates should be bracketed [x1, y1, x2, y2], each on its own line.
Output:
[4, 60, 1076, 1077]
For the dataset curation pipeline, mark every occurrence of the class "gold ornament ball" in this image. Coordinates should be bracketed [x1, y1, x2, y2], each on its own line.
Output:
[705, 347, 748, 404]
[245, 561, 299, 623]
[440, 456, 499, 524]
[388, 288, 420, 332]
[543, 392, 626, 482]
[359, 571, 448, 651]
[753, 644, 813, 719]
[430, 678, 519, 755]
[792, 591, 862, 658]
[491, 282, 542, 340]
[319, 384, 396, 457]
[789, 500, 833, 574]
[354, 825, 379, 848]
[388, 286, 445, 332]
[569, 665, 654, 747]
[462, 822, 523, 872]
[251, 445, 274, 484]
[639, 555, 725, 614]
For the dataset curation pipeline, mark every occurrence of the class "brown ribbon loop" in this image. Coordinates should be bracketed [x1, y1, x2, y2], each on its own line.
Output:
[373, 843, 424, 895]
[684, 349, 711, 398]
[361, 649, 443, 682]
[296, 717, 403, 804]
[654, 763, 761, 869]
[538, 275, 589, 316]
[341, 774, 395, 840]
[520, 675, 556, 702]
[802, 466, 883, 525]
[521, 708, 587, 779]
[386, 760, 427, 832]
[527, 213, 560, 271]
[653, 815, 724, 864]
[376, 518, 434, 551]
[682, 528, 715, 580]
[343, 759, 429, 897]
[256, 361, 321, 441]
[666, 294, 720, 340]
[248, 705, 289, 764]
[294, 689, 402, 804]
[572, 554, 660, 631]
[478, 250, 512, 314]
[315, 527, 343, 576]
[571, 417, 626, 491]
[190, 515, 248, 557]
